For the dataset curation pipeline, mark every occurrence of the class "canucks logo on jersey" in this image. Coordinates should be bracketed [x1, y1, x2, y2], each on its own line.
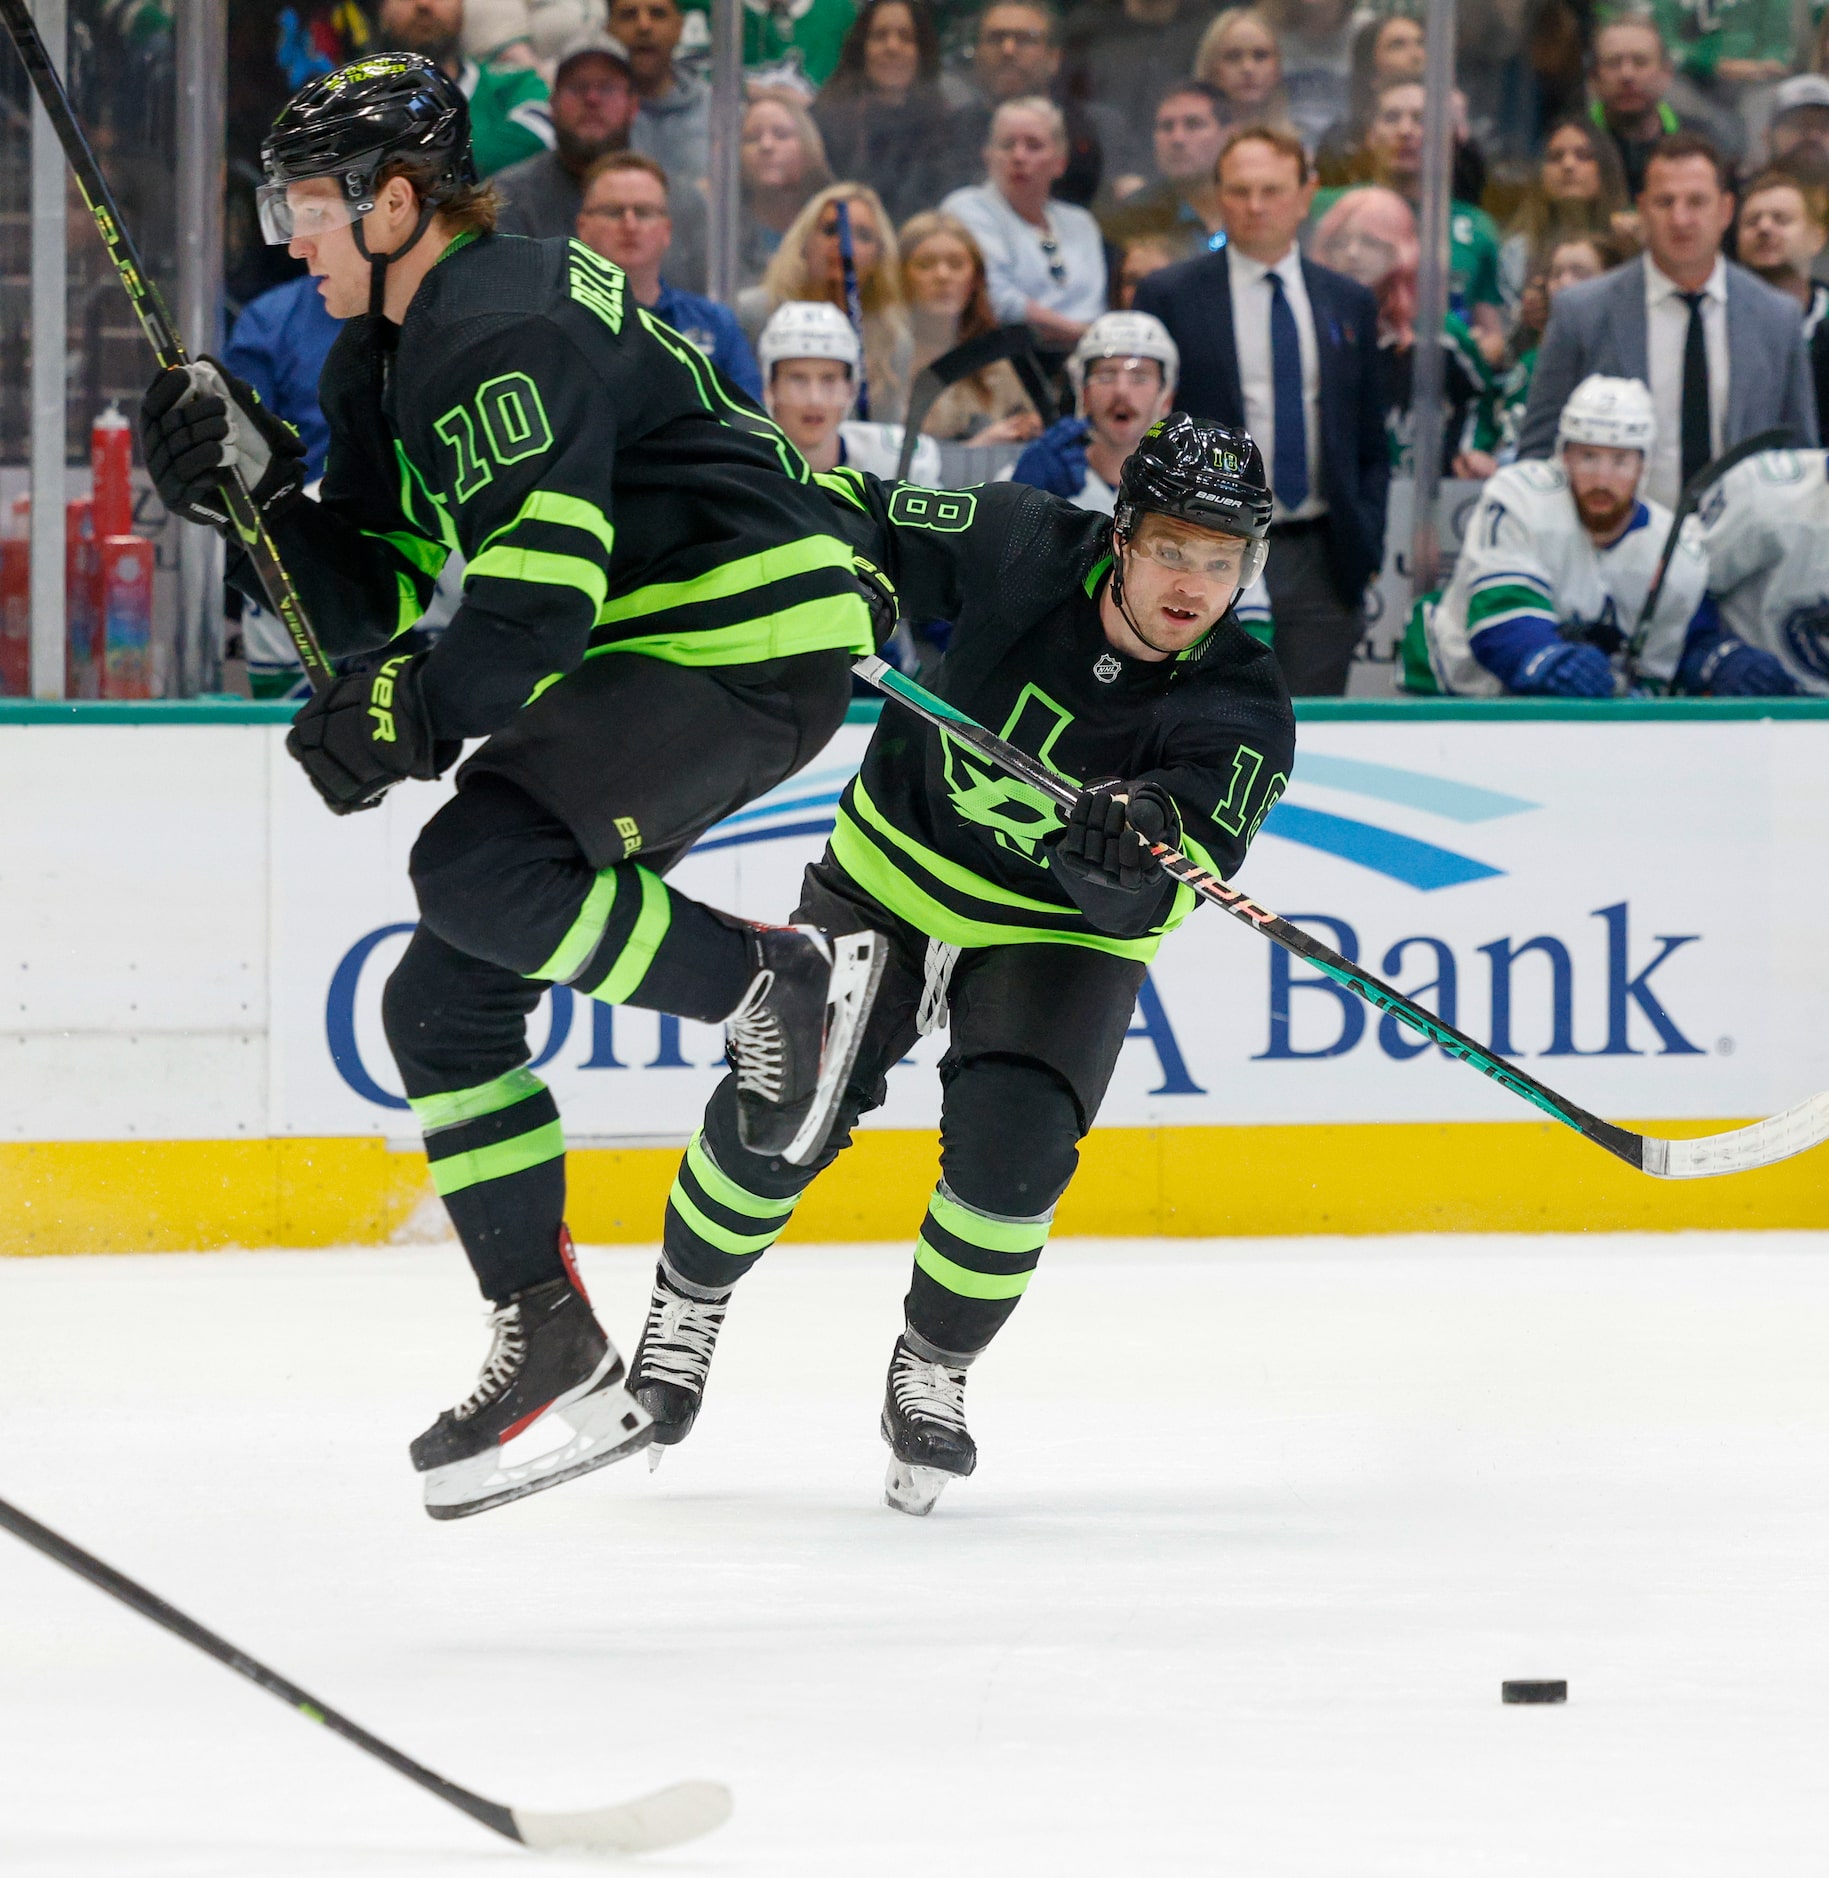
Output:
[941, 684, 1077, 865]
[1779, 599, 1829, 681]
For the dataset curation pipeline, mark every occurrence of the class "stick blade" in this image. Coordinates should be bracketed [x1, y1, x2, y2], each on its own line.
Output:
[511, 1780, 733, 1856]
[1642, 1090, 1829, 1178]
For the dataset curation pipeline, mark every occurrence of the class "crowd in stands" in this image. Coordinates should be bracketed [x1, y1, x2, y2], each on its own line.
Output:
[222, 0, 1829, 700]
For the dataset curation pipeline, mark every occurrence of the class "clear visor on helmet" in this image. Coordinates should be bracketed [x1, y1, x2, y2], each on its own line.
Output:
[1128, 520, 1267, 590]
[256, 175, 375, 245]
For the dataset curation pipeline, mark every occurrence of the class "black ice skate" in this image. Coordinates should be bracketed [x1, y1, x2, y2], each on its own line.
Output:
[410, 1233, 651, 1519]
[629, 1262, 730, 1470]
[726, 925, 884, 1164]
[880, 1333, 977, 1517]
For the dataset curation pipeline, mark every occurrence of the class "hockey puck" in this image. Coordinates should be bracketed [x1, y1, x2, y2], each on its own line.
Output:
[1502, 1680, 1567, 1705]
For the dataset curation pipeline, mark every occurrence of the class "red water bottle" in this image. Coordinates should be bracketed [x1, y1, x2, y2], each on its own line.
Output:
[91, 403, 134, 540]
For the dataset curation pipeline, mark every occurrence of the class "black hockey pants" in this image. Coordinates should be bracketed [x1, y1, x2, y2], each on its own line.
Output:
[659, 860, 1145, 1360]
[382, 649, 851, 1303]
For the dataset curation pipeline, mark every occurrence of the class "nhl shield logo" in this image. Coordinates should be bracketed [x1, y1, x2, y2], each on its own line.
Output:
[1093, 650, 1123, 683]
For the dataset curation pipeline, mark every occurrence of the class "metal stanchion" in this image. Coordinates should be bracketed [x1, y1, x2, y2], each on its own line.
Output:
[1408, 0, 1456, 602]
[175, 0, 226, 696]
[27, 0, 65, 699]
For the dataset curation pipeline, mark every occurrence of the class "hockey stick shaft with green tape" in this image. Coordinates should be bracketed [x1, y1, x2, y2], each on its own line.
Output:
[852, 655, 1829, 1180]
[0, 0, 334, 692]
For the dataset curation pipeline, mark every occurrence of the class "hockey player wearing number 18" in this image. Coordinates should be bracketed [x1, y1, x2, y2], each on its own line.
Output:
[626, 415, 1296, 1515]
[1408, 374, 1796, 698]
[137, 55, 887, 1520]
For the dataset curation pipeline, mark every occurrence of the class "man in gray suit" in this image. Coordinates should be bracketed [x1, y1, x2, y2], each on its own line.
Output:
[1520, 132, 1817, 506]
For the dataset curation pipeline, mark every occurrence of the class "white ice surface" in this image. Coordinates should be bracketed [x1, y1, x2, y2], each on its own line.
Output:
[2, 1234, 1827, 1877]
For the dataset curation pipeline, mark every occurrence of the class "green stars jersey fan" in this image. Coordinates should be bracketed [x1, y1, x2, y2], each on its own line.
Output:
[1408, 458, 1707, 697]
[232, 232, 872, 739]
[1699, 447, 1829, 697]
[818, 473, 1296, 960]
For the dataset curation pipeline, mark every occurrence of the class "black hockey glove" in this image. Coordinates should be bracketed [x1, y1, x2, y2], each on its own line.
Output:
[141, 359, 307, 533]
[853, 552, 899, 650]
[285, 652, 461, 816]
[1052, 778, 1182, 893]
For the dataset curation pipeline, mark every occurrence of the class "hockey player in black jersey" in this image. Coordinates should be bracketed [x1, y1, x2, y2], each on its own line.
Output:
[626, 415, 1297, 1514]
[138, 55, 886, 1520]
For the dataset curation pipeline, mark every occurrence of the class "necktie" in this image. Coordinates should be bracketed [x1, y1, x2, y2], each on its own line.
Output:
[1679, 289, 1710, 489]
[1268, 270, 1308, 512]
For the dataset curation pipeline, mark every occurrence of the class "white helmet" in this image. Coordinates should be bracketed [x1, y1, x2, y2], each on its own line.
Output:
[758, 301, 862, 382]
[1068, 311, 1180, 402]
[1557, 374, 1655, 456]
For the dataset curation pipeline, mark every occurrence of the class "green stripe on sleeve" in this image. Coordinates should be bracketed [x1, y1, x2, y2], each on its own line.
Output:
[468, 544, 609, 612]
[533, 868, 620, 983]
[597, 537, 856, 624]
[599, 593, 872, 663]
[479, 490, 616, 561]
[927, 1185, 1052, 1253]
[365, 528, 449, 576]
[666, 1179, 786, 1257]
[591, 866, 672, 1004]
[913, 1231, 1036, 1300]
[408, 1066, 548, 1135]
[429, 1118, 567, 1197]
[392, 570, 422, 637]
[686, 1130, 801, 1223]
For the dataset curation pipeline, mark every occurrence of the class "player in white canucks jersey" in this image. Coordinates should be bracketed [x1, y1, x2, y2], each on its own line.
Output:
[1699, 447, 1829, 695]
[1409, 375, 1790, 698]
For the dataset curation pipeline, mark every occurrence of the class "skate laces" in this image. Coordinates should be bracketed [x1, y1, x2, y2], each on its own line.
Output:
[639, 1283, 727, 1391]
[890, 1342, 969, 1434]
[455, 1302, 527, 1421]
[726, 968, 787, 1103]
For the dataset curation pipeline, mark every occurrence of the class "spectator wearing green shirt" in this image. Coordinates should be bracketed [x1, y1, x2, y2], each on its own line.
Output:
[1309, 76, 1504, 367]
[1653, 0, 1791, 93]
[375, 0, 554, 177]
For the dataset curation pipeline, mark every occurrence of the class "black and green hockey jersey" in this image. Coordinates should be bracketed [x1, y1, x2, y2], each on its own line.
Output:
[821, 473, 1296, 961]
[236, 231, 872, 737]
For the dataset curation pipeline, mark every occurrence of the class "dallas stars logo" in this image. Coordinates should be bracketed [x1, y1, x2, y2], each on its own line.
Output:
[941, 683, 1077, 864]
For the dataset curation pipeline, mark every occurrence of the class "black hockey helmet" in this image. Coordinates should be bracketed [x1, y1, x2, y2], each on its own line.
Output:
[1114, 414, 1272, 587]
[257, 52, 475, 250]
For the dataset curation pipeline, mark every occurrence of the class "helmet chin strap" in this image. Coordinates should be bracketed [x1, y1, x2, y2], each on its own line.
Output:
[353, 198, 441, 319]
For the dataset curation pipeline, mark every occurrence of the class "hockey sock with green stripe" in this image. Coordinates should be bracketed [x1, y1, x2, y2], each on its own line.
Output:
[660, 1081, 823, 1290]
[408, 1067, 569, 1303]
[534, 861, 751, 1021]
[906, 1181, 1056, 1357]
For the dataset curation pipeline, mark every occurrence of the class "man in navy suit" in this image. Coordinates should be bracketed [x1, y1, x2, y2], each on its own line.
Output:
[1134, 125, 1388, 695]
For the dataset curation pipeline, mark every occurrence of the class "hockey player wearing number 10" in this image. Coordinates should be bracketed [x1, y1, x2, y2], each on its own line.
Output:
[1407, 374, 1795, 699]
[137, 55, 889, 1521]
[623, 416, 1297, 1515]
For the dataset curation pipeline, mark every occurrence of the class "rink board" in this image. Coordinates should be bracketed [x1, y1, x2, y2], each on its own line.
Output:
[3, 699, 1827, 1251]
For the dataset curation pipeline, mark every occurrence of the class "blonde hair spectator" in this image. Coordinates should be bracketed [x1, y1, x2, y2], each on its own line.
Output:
[1194, 8, 1295, 135]
[754, 182, 913, 419]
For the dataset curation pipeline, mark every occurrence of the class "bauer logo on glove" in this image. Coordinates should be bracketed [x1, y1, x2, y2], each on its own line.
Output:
[285, 650, 461, 815]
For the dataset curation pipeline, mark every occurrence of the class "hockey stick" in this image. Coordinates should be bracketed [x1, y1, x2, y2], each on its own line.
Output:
[852, 654, 1829, 1180]
[833, 196, 871, 421]
[1623, 426, 1793, 688]
[0, 0, 334, 692]
[0, 1493, 731, 1856]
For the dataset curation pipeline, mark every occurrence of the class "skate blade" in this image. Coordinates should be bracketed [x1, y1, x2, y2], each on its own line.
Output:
[648, 1443, 666, 1472]
[884, 1458, 953, 1517]
[781, 933, 887, 1167]
[422, 1379, 654, 1521]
